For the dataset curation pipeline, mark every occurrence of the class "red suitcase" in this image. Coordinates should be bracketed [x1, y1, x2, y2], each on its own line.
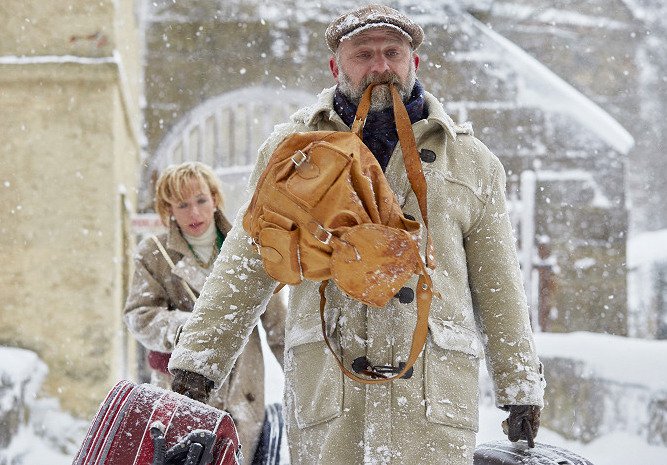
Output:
[474, 440, 594, 465]
[72, 380, 240, 465]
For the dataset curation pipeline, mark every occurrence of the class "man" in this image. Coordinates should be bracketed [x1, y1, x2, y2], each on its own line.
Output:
[169, 4, 545, 464]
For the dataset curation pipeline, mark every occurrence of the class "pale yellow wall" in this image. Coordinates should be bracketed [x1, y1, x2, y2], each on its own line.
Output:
[0, 0, 141, 416]
[2, 1, 115, 57]
[113, 0, 143, 140]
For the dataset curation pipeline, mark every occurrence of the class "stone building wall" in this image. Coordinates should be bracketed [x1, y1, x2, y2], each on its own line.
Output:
[470, 0, 664, 232]
[0, 0, 142, 416]
[468, 0, 667, 334]
[471, 0, 667, 338]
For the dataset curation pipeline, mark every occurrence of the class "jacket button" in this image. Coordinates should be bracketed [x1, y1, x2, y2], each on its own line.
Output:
[404, 214, 415, 221]
[420, 149, 436, 163]
[395, 287, 414, 304]
[245, 393, 255, 402]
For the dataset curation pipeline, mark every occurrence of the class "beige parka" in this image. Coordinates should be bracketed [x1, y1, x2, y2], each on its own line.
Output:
[124, 210, 286, 463]
[169, 87, 545, 465]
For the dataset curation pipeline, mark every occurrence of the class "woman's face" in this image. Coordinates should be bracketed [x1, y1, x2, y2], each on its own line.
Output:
[168, 180, 216, 237]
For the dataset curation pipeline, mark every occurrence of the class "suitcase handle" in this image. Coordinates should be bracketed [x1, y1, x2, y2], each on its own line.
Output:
[151, 422, 167, 465]
[523, 419, 535, 449]
[150, 422, 217, 465]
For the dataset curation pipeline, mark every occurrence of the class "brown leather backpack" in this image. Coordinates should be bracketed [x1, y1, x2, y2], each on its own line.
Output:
[243, 84, 434, 384]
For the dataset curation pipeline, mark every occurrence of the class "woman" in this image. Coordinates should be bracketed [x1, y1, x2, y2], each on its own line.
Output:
[124, 161, 286, 463]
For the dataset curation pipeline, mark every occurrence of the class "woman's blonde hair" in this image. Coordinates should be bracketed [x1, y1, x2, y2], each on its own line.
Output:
[154, 162, 224, 226]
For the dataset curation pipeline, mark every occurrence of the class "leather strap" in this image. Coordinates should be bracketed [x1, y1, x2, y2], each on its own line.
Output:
[351, 84, 433, 269]
[350, 84, 374, 137]
[319, 265, 432, 384]
[389, 85, 435, 270]
[318, 83, 434, 384]
[150, 235, 198, 302]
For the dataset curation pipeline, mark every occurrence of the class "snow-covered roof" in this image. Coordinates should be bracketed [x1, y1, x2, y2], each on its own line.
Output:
[0, 55, 116, 65]
[619, 0, 667, 25]
[468, 16, 635, 155]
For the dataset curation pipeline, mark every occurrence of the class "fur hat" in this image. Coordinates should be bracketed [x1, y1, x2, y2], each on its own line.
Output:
[325, 4, 424, 52]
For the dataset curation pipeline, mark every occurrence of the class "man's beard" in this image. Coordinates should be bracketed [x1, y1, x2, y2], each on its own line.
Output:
[338, 64, 417, 112]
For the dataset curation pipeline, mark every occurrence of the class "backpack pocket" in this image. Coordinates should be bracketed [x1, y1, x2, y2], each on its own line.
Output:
[330, 223, 421, 307]
[284, 140, 352, 208]
[258, 208, 302, 284]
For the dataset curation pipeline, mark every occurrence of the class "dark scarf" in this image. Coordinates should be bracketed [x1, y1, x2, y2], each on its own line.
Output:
[333, 80, 427, 171]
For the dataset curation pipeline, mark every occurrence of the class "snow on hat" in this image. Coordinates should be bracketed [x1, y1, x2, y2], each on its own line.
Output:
[325, 4, 424, 52]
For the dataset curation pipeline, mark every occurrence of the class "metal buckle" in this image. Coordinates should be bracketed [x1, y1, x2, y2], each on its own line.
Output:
[351, 117, 366, 134]
[351, 356, 413, 379]
[291, 150, 307, 167]
[251, 237, 262, 254]
[313, 224, 332, 245]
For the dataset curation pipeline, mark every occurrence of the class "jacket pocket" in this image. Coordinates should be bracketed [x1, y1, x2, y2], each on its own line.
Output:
[424, 323, 481, 431]
[287, 340, 343, 429]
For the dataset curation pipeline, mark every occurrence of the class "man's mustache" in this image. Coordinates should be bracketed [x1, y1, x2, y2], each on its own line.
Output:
[364, 72, 399, 86]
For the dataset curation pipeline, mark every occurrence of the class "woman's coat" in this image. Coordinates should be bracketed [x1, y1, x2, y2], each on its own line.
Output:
[169, 87, 545, 465]
[124, 211, 286, 462]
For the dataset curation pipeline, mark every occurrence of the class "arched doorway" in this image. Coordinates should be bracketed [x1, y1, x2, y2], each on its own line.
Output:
[133, 86, 315, 383]
[144, 86, 316, 217]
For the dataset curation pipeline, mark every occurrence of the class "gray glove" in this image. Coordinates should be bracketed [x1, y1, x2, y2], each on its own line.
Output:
[502, 405, 541, 448]
[171, 369, 214, 404]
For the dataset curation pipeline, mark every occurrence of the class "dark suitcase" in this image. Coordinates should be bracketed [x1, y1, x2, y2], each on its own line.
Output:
[474, 440, 594, 465]
[251, 403, 284, 465]
[72, 380, 240, 465]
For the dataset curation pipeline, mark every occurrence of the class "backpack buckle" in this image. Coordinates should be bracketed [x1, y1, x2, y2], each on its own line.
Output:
[309, 222, 333, 245]
[291, 150, 308, 167]
[351, 116, 366, 135]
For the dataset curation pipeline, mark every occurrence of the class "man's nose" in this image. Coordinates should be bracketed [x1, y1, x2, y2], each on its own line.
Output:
[370, 55, 391, 73]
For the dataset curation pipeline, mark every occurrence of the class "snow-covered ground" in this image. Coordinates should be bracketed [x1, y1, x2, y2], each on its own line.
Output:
[2, 330, 666, 464]
[0, 348, 89, 465]
[485, 332, 667, 464]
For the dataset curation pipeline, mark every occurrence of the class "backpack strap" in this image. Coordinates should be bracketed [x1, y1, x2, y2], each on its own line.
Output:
[351, 84, 434, 269]
[318, 84, 435, 384]
[319, 265, 433, 384]
[390, 84, 435, 270]
[350, 86, 373, 137]
[150, 235, 198, 303]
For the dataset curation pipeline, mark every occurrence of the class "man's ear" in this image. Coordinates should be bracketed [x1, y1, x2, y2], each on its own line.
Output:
[413, 53, 420, 72]
[329, 56, 340, 81]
